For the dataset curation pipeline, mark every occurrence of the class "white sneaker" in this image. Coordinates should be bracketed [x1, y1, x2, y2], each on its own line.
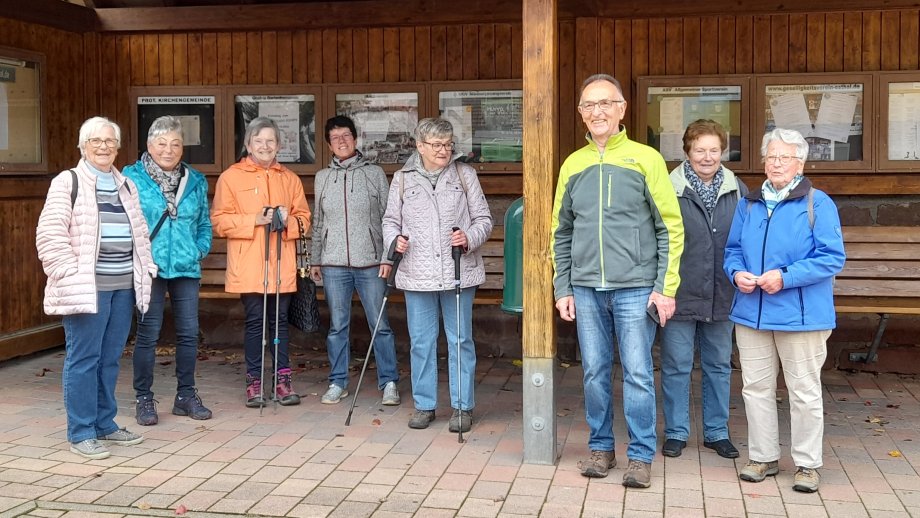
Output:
[70, 439, 110, 460]
[382, 381, 401, 406]
[321, 384, 348, 404]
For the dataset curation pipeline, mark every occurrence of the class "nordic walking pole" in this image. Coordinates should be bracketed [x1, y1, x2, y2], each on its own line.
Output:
[271, 207, 285, 410]
[452, 227, 465, 443]
[345, 237, 405, 426]
[259, 207, 274, 416]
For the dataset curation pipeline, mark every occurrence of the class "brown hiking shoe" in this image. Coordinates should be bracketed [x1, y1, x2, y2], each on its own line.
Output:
[739, 460, 779, 482]
[622, 459, 652, 488]
[578, 450, 616, 478]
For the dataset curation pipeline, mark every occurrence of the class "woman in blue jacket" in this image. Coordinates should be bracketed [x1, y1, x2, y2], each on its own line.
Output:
[723, 128, 845, 494]
[123, 116, 213, 426]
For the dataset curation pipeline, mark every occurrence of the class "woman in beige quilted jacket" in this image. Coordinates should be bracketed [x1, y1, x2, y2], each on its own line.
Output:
[36, 116, 156, 461]
[382, 118, 493, 433]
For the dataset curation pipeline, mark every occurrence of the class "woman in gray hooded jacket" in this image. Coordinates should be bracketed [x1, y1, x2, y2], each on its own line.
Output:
[382, 118, 493, 433]
[311, 115, 400, 407]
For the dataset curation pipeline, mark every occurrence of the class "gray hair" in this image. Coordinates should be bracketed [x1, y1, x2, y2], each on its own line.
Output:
[77, 116, 121, 158]
[580, 73, 624, 99]
[415, 117, 453, 143]
[245, 116, 281, 147]
[761, 128, 809, 161]
[147, 115, 184, 144]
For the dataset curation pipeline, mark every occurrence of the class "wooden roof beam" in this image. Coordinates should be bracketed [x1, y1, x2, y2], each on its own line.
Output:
[95, 0, 525, 32]
[0, 0, 96, 33]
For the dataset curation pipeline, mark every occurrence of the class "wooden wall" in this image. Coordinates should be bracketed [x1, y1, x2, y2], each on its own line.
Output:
[564, 11, 920, 156]
[0, 17, 87, 357]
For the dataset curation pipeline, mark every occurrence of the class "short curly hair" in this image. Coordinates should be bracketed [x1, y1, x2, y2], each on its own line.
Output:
[682, 119, 728, 155]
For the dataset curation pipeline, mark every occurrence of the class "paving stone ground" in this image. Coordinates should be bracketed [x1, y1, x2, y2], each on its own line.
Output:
[1, 338, 920, 517]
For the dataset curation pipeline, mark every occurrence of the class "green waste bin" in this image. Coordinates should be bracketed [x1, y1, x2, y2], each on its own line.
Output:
[501, 196, 524, 314]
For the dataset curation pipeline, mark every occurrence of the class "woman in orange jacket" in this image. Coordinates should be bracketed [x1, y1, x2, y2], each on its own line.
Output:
[211, 116, 312, 408]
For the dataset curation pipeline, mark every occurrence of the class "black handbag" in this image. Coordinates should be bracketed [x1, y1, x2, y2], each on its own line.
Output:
[288, 216, 320, 333]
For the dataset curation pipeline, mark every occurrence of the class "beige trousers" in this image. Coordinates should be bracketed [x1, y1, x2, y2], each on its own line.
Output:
[736, 325, 831, 469]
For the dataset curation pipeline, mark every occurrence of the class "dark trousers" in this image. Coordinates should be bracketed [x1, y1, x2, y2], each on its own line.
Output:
[241, 292, 292, 378]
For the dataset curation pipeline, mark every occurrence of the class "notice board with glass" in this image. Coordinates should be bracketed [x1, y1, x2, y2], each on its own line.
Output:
[636, 76, 750, 172]
[431, 81, 523, 171]
[0, 46, 45, 173]
[879, 72, 920, 172]
[228, 86, 323, 174]
[755, 74, 873, 172]
[131, 87, 222, 173]
[327, 85, 425, 172]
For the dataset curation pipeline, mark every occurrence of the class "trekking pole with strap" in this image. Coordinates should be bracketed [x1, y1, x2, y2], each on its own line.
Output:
[451, 227, 465, 443]
[345, 237, 405, 426]
[258, 206, 276, 416]
[270, 207, 285, 410]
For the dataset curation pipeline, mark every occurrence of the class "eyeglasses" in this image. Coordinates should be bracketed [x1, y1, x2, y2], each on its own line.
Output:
[763, 154, 799, 165]
[578, 99, 625, 113]
[423, 141, 454, 152]
[329, 133, 354, 143]
[251, 138, 277, 148]
[87, 138, 119, 149]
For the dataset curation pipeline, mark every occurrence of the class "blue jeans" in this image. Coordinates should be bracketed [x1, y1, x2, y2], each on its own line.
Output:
[133, 277, 201, 399]
[241, 293, 291, 378]
[62, 289, 135, 443]
[573, 285, 657, 463]
[404, 288, 476, 411]
[322, 266, 398, 390]
[659, 319, 735, 443]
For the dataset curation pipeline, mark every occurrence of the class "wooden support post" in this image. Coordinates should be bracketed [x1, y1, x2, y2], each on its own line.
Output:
[522, 0, 558, 465]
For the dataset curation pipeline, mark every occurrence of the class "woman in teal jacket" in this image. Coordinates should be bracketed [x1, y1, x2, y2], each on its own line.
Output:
[723, 128, 845, 494]
[123, 116, 213, 426]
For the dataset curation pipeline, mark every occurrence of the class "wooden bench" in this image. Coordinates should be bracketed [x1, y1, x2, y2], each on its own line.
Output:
[835, 226, 920, 362]
[199, 226, 507, 306]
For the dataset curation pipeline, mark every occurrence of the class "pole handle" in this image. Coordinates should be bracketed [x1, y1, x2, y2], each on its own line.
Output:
[386, 236, 406, 289]
[451, 227, 462, 282]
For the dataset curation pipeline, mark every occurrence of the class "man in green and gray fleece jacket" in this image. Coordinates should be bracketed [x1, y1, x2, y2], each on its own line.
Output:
[551, 74, 684, 489]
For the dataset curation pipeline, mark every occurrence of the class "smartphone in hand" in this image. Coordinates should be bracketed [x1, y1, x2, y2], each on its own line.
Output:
[646, 302, 661, 325]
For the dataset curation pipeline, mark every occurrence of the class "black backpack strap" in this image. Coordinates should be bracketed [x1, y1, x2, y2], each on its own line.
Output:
[69, 169, 78, 207]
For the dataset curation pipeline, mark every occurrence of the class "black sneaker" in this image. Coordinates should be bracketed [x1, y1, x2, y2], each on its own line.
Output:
[662, 438, 686, 458]
[135, 396, 158, 426]
[448, 409, 473, 433]
[173, 392, 213, 420]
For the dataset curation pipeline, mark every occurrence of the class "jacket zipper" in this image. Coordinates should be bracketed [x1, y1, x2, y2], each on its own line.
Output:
[343, 171, 351, 266]
[756, 200, 770, 330]
[597, 150, 606, 288]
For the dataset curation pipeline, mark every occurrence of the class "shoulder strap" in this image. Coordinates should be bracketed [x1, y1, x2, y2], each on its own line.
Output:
[457, 165, 469, 196]
[807, 187, 815, 229]
[69, 169, 78, 207]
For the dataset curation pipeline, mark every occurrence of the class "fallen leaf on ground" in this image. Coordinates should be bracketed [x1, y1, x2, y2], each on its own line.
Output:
[865, 401, 873, 406]
[887, 404, 901, 409]
[889, 450, 903, 457]
[512, 360, 523, 367]
[36, 368, 52, 377]
[175, 504, 188, 515]
[372, 419, 382, 426]
[137, 502, 151, 510]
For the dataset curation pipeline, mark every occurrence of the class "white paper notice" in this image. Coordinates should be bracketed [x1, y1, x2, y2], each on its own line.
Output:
[889, 92, 920, 160]
[443, 105, 473, 151]
[0, 84, 8, 150]
[659, 133, 685, 161]
[260, 101, 300, 162]
[814, 93, 858, 143]
[659, 98, 684, 133]
[769, 94, 813, 137]
[175, 115, 201, 146]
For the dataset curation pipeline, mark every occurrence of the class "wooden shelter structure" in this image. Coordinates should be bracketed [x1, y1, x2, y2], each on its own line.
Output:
[2, 0, 919, 463]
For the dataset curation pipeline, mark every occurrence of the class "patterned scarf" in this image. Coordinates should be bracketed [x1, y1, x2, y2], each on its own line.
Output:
[142, 152, 182, 218]
[761, 175, 804, 216]
[683, 161, 724, 216]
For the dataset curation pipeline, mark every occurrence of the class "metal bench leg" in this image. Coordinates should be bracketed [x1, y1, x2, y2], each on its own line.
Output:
[864, 313, 890, 364]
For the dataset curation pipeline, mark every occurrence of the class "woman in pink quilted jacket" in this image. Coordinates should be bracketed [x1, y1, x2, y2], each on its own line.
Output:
[382, 118, 493, 433]
[36, 117, 156, 461]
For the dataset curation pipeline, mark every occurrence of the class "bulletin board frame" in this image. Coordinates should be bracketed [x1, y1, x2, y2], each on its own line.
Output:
[636, 75, 752, 173]
[878, 71, 920, 172]
[0, 46, 46, 174]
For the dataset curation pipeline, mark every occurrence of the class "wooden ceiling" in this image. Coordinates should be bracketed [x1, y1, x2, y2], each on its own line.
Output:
[8, 0, 920, 34]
